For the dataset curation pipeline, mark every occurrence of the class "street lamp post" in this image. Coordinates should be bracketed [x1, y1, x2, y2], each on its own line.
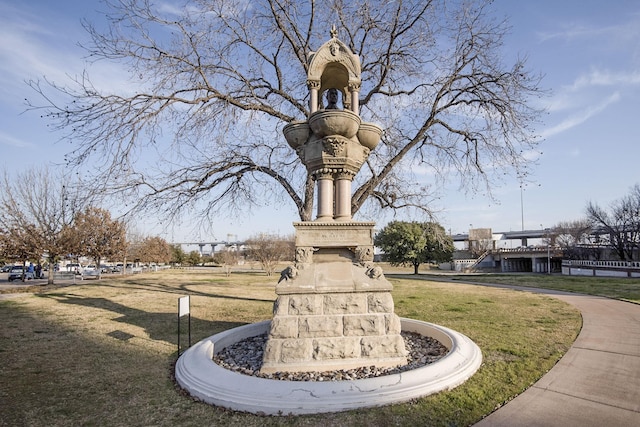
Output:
[520, 184, 524, 231]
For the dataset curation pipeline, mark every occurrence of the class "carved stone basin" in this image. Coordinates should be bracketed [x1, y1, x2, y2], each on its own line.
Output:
[309, 109, 361, 139]
[357, 122, 383, 150]
[283, 121, 310, 149]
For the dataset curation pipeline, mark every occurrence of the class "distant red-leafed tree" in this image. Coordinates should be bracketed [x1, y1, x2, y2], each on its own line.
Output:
[67, 207, 127, 276]
[136, 236, 173, 265]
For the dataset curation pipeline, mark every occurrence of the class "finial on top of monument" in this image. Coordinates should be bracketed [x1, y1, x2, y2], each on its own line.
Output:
[330, 24, 338, 39]
[306, 27, 361, 114]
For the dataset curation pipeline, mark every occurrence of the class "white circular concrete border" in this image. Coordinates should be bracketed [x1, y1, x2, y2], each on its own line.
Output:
[174, 318, 482, 415]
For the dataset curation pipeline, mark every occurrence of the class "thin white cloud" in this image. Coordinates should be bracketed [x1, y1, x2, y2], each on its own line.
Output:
[569, 70, 640, 91]
[156, 2, 184, 16]
[0, 4, 83, 80]
[0, 6, 88, 109]
[0, 130, 34, 148]
[538, 23, 612, 43]
[547, 69, 640, 113]
[537, 11, 640, 45]
[542, 91, 621, 138]
[537, 25, 591, 43]
[0, 1, 140, 109]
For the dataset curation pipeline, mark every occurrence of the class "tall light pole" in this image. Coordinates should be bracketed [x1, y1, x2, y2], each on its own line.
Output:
[520, 184, 524, 231]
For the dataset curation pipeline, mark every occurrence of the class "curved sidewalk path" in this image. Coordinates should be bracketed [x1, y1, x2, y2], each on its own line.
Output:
[471, 283, 640, 426]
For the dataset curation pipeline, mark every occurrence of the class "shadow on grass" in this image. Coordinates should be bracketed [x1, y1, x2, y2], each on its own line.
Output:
[88, 279, 276, 304]
[0, 299, 227, 426]
[36, 293, 248, 347]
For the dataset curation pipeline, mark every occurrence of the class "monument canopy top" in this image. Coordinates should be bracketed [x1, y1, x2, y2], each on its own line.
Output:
[307, 31, 361, 100]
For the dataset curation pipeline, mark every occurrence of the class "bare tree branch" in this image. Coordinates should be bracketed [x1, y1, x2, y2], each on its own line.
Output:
[26, 0, 544, 227]
[0, 168, 87, 284]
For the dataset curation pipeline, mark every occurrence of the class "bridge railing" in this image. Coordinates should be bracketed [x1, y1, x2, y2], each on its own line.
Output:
[562, 259, 640, 277]
[563, 259, 640, 268]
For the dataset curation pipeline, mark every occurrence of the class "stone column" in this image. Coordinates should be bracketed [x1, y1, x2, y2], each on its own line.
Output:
[334, 171, 353, 221]
[349, 82, 360, 115]
[308, 80, 320, 113]
[316, 170, 334, 221]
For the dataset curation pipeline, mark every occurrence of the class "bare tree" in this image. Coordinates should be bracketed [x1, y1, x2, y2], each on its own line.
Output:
[586, 184, 640, 261]
[0, 168, 84, 284]
[246, 233, 294, 276]
[549, 219, 593, 260]
[213, 247, 239, 277]
[27, 0, 543, 228]
[124, 229, 146, 269]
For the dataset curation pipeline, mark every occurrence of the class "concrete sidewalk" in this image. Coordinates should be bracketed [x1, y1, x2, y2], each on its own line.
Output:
[474, 286, 640, 426]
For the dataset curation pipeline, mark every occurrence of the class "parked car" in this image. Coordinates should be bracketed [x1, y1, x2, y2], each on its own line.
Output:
[82, 269, 101, 279]
[66, 263, 83, 275]
[1, 265, 13, 273]
[100, 265, 114, 273]
[8, 266, 34, 282]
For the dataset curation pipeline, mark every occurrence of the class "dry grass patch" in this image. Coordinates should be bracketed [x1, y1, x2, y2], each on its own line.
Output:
[0, 269, 580, 426]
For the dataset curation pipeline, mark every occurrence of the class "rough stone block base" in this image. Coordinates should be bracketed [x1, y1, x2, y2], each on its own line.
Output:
[261, 291, 407, 374]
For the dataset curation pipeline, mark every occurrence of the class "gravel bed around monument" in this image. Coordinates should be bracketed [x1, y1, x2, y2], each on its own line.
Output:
[212, 331, 449, 381]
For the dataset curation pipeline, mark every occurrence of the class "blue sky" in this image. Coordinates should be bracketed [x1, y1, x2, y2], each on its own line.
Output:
[1, 0, 639, 242]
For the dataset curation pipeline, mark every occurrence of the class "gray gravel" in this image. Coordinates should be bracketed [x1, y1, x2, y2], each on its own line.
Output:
[212, 331, 448, 381]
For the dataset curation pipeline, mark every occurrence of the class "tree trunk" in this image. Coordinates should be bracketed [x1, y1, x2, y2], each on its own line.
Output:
[413, 263, 419, 275]
[299, 176, 315, 221]
[47, 254, 56, 285]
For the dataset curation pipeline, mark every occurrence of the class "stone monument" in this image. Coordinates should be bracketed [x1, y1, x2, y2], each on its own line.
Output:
[175, 28, 482, 413]
[261, 28, 407, 374]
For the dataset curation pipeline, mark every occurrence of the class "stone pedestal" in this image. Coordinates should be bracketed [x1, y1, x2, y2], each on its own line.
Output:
[261, 222, 407, 374]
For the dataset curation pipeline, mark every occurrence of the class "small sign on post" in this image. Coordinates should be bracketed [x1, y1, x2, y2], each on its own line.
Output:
[177, 295, 191, 355]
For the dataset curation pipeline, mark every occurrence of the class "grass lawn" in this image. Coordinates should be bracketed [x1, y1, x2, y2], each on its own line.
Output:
[440, 273, 640, 304]
[0, 269, 581, 427]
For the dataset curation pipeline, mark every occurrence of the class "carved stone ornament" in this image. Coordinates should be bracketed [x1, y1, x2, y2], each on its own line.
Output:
[329, 41, 340, 56]
[335, 170, 355, 180]
[330, 24, 338, 39]
[355, 245, 375, 264]
[312, 169, 335, 181]
[278, 265, 298, 283]
[323, 136, 347, 156]
[306, 80, 321, 90]
[295, 246, 315, 264]
[366, 265, 384, 280]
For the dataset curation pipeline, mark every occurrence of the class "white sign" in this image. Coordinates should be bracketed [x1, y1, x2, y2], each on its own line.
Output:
[179, 295, 190, 317]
